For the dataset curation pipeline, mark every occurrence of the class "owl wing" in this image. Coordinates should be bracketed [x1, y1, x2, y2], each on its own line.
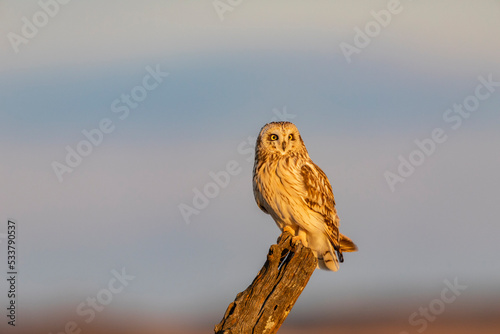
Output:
[300, 162, 340, 247]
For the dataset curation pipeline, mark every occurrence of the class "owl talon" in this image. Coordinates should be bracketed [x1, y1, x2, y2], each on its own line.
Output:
[291, 233, 308, 247]
[283, 226, 295, 236]
[291, 235, 301, 246]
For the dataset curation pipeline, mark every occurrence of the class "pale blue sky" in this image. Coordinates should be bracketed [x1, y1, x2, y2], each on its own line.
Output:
[1, 0, 499, 330]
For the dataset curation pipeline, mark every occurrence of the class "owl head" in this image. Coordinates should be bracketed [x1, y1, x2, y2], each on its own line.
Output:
[256, 122, 307, 156]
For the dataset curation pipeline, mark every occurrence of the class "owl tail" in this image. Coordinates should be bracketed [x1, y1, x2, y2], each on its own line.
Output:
[339, 233, 358, 253]
[318, 243, 340, 272]
[319, 250, 339, 271]
[335, 233, 358, 263]
[319, 234, 358, 271]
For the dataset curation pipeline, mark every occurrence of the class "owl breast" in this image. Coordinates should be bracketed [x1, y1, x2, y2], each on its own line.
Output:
[254, 155, 319, 233]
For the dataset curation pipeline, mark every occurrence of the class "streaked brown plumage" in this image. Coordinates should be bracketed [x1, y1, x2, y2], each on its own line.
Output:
[252, 121, 357, 271]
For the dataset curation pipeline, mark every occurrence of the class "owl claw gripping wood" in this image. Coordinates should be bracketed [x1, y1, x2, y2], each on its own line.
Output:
[252, 122, 358, 271]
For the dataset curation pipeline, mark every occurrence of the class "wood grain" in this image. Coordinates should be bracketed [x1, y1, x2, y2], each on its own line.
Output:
[214, 231, 317, 334]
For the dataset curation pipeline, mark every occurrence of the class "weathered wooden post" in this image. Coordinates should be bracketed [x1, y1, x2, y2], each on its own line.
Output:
[214, 231, 317, 334]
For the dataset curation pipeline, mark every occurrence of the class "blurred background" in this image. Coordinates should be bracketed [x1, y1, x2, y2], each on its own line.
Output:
[1, 0, 499, 333]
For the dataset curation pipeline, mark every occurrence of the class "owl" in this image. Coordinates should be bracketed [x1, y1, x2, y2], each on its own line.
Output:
[253, 121, 357, 271]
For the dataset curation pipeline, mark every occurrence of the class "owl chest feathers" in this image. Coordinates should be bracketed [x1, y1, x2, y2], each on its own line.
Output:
[253, 154, 322, 231]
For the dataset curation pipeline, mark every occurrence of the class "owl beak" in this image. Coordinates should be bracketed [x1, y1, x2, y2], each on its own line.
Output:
[282, 141, 287, 151]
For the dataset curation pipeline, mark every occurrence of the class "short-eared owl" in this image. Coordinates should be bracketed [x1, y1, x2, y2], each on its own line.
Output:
[253, 122, 357, 271]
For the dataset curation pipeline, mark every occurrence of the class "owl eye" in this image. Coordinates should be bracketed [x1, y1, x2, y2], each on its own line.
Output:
[288, 134, 294, 140]
[270, 134, 279, 141]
